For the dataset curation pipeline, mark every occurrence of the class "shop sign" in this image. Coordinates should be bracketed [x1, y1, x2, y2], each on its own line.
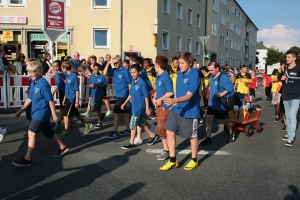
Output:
[3, 31, 13, 42]
[30, 33, 69, 42]
[0, 16, 26, 24]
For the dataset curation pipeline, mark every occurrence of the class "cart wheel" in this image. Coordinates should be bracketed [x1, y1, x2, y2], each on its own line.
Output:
[256, 121, 263, 133]
[245, 125, 253, 137]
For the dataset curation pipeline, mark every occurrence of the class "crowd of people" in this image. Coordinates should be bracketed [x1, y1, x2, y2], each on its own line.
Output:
[0, 49, 299, 171]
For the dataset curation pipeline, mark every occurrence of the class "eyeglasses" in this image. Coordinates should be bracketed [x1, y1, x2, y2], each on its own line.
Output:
[114, 62, 119, 66]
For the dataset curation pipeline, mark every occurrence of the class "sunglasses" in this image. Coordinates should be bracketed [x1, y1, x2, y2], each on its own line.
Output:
[114, 62, 120, 65]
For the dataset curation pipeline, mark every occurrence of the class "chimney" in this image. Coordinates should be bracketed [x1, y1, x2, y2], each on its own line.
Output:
[260, 41, 263, 45]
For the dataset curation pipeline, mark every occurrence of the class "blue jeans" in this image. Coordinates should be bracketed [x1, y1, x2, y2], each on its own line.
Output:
[283, 99, 300, 140]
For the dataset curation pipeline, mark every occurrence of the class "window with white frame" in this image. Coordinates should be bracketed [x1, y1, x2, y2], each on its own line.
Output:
[92, 27, 110, 49]
[220, 56, 224, 65]
[222, 0, 226, 6]
[0, 0, 26, 7]
[196, 41, 200, 55]
[187, 8, 193, 25]
[93, 0, 110, 9]
[187, 38, 192, 53]
[221, 14, 226, 26]
[162, 30, 170, 50]
[231, 5, 235, 14]
[196, 13, 201, 28]
[212, 0, 218, 13]
[176, 34, 182, 52]
[211, 20, 217, 37]
[162, 0, 170, 14]
[177, 1, 183, 20]
[220, 35, 225, 46]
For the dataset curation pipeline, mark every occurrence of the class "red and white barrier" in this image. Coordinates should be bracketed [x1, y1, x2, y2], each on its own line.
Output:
[0, 75, 7, 109]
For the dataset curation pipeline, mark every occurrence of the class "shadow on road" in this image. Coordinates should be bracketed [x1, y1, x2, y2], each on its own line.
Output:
[284, 185, 300, 200]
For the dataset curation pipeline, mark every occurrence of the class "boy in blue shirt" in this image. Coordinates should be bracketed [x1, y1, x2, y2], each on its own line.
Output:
[153, 55, 174, 160]
[120, 64, 158, 149]
[102, 55, 131, 139]
[161, 52, 201, 171]
[13, 61, 68, 167]
[60, 61, 92, 138]
[89, 63, 107, 128]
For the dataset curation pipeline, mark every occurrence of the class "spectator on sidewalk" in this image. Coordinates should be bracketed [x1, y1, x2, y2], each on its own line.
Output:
[41, 53, 51, 75]
[69, 51, 81, 71]
[249, 72, 258, 102]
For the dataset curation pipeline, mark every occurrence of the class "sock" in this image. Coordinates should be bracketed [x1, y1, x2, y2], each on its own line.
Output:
[191, 158, 197, 162]
[170, 156, 176, 163]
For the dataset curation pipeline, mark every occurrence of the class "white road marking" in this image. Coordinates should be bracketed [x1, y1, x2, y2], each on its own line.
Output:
[146, 149, 231, 155]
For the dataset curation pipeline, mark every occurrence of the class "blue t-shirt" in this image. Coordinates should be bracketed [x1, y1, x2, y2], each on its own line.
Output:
[89, 74, 107, 98]
[173, 68, 200, 118]
[130, 78, 149, 117]
[69, 58, 81, 71]
[65, 72, 79, 103]
[108, 66, 132, 98]
[155, 71, 173, 109]
[209, 73, 234, 110]
[140, 69, 153, 92]
[55, 72, 66, 91]
[29, 77, 53, 121]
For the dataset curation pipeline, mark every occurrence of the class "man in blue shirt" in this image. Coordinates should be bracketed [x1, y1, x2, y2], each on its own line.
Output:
[200, 62, 235, 146]
[102, 55, 132, 139]
[161, 52, 200, 171]
[69, 51, 81, 71]
[13, 61, 68, 167]
[60, 61, 92, 138]
[89, 63, 107, 128]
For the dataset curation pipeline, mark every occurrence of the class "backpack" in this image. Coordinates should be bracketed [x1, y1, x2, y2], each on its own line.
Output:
[218, 74, 241, 111]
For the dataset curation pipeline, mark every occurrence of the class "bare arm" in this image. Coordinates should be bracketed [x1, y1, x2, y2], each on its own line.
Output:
[49, 101, 58, 122]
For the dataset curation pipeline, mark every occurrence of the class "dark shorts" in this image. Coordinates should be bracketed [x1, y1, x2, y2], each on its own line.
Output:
[249, 88, 255, 96]
[207, 107, 228, 119]
[90, 97, 103, 111]
[29, 120, 55, 139]
[26, 103, 32, 120]
[59, 90, 65, 110]
[63, 98, 80, 117]
[280, 98, 285, 113]
[113, 97, 127, 114]
[104, 88, 107, 97]
[164, 109, 198, 139]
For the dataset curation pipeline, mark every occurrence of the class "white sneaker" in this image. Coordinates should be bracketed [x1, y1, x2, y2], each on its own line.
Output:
[0, 128, 8, 143]
[134, 138, 143, 145]
[150, 124, 155, 133]
[81, 112, 89, 117]
[105, 111, 113, 116]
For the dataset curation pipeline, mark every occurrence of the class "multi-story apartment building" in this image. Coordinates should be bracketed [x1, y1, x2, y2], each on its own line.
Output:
[205, 0, 258, 68]
[0, 0, 256, 68]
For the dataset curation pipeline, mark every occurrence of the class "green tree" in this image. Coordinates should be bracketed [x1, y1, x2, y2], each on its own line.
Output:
[286, 46, 300, 65]
[265, 46, 285, 65]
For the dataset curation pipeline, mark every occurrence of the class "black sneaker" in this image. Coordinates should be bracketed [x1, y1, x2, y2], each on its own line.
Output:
[95, 122, 103, 128]
[121, 142, 134, 150]
[200, 137, 211, 145]
[147, 134, 159, 145]
[229, 132, 235, 142]
[12, 158, 32, 167]
[53, 146, 69, 157]
[224, 125, 229, 133]
[282, 135, 288, 141]
[274, 118, 280, 122]
[119, 129, 130, 136]
[282, 126, 286, 131]
[285, 140, 294, 147]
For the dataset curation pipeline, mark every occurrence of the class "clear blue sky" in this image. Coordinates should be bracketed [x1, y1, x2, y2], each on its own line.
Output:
[236, 0, 300, 51]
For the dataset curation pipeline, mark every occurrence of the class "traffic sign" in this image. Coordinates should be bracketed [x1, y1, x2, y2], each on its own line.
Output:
[41, 0, 68, 42]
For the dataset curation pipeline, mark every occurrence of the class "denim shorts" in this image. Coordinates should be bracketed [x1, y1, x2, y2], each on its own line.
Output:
[90, 97, 102, 111]
[29, 120, 55, 139]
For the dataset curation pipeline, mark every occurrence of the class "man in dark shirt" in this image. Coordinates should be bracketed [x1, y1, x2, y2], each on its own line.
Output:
[281, 50, 300, 147]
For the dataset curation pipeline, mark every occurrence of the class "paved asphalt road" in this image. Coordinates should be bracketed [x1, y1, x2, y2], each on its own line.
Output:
[0, 83, 300, 200]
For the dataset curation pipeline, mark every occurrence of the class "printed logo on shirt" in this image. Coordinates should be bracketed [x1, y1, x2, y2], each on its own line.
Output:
[118, 75, 123, 79]
[97, 79, 101, 83]
[290, 72, 297, 76]
[67, 79, 71, 84]
[184, 79, 188, 84]
[215, 81, 218, 86]
[35, 87, 40, 93]
[135, 85, 139, 90]
[158, 81, 162, 86]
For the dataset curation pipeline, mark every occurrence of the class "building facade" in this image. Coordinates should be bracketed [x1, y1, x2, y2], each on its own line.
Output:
[0, 0, 256, 67]
[256, 41, 268, 70]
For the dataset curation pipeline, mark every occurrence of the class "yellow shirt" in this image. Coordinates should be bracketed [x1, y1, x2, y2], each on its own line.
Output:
[201, 73, 210, 90]
[170, 73, 177, 93]
[146, 67, 156, 90]
[235, 72, 252, 94]
[271, 69, 281, 93]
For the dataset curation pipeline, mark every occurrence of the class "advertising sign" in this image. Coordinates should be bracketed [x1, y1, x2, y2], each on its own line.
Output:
[41, 0, 67, 42]
[0, 16, 26, 24]
[3, 31, 13, 42]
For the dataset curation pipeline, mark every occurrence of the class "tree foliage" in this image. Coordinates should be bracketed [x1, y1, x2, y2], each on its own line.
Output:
[265, 46, 285, 65]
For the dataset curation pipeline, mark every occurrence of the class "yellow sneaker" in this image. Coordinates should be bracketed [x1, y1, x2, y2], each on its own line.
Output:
[183, 159, 198, 171]
[159, 160, 179, 171]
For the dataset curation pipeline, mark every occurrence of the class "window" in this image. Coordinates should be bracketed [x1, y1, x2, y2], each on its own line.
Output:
[162, 30, 170, 50]
[222, 0, 227, 6]
[221, 14, 226, 26]
[92, 27, 110, 49]
[231, 5, 235, 14]
[93, 0, 110, 9]
[196, 41, 200, 55]
[162, 0, 170, 14]
[220, 56, 224, 65]
[212, 0, 218, 13]
[177, 1, 183, 20]
[176, 34, 182, 52]
[211, 20, 217, 37]
[196, 14, 201, 28]
[0, 0, 26, 7]
[187, 38, 192, 53]
[220, 35, 225, 46]
[187, 8, 193, 25]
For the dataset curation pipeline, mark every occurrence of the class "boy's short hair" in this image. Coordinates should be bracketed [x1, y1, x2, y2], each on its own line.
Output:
[178, 52, 194, 65]
[112, 55, 122, 62]
[123, 59, 129, 65]
[171, 56, 178, 62]
[200, 66, 208, 72]
[25, 58, 37, 63]
[143, 58, 151, 63]
[53, 60, 61, 67]
[61, 61, 72, 70]
[155, 55, 168, 70]
[26, 61, 43, 73]
[286, 50, 298, 59]
[280, 61, 286, 65]
[130, 64, 142, 72]
[94, 63, 101, 69]
[241, 65, 248, 68]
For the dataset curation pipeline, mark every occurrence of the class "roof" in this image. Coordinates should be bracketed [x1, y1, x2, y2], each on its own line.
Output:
[256, 42, 268, 50]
